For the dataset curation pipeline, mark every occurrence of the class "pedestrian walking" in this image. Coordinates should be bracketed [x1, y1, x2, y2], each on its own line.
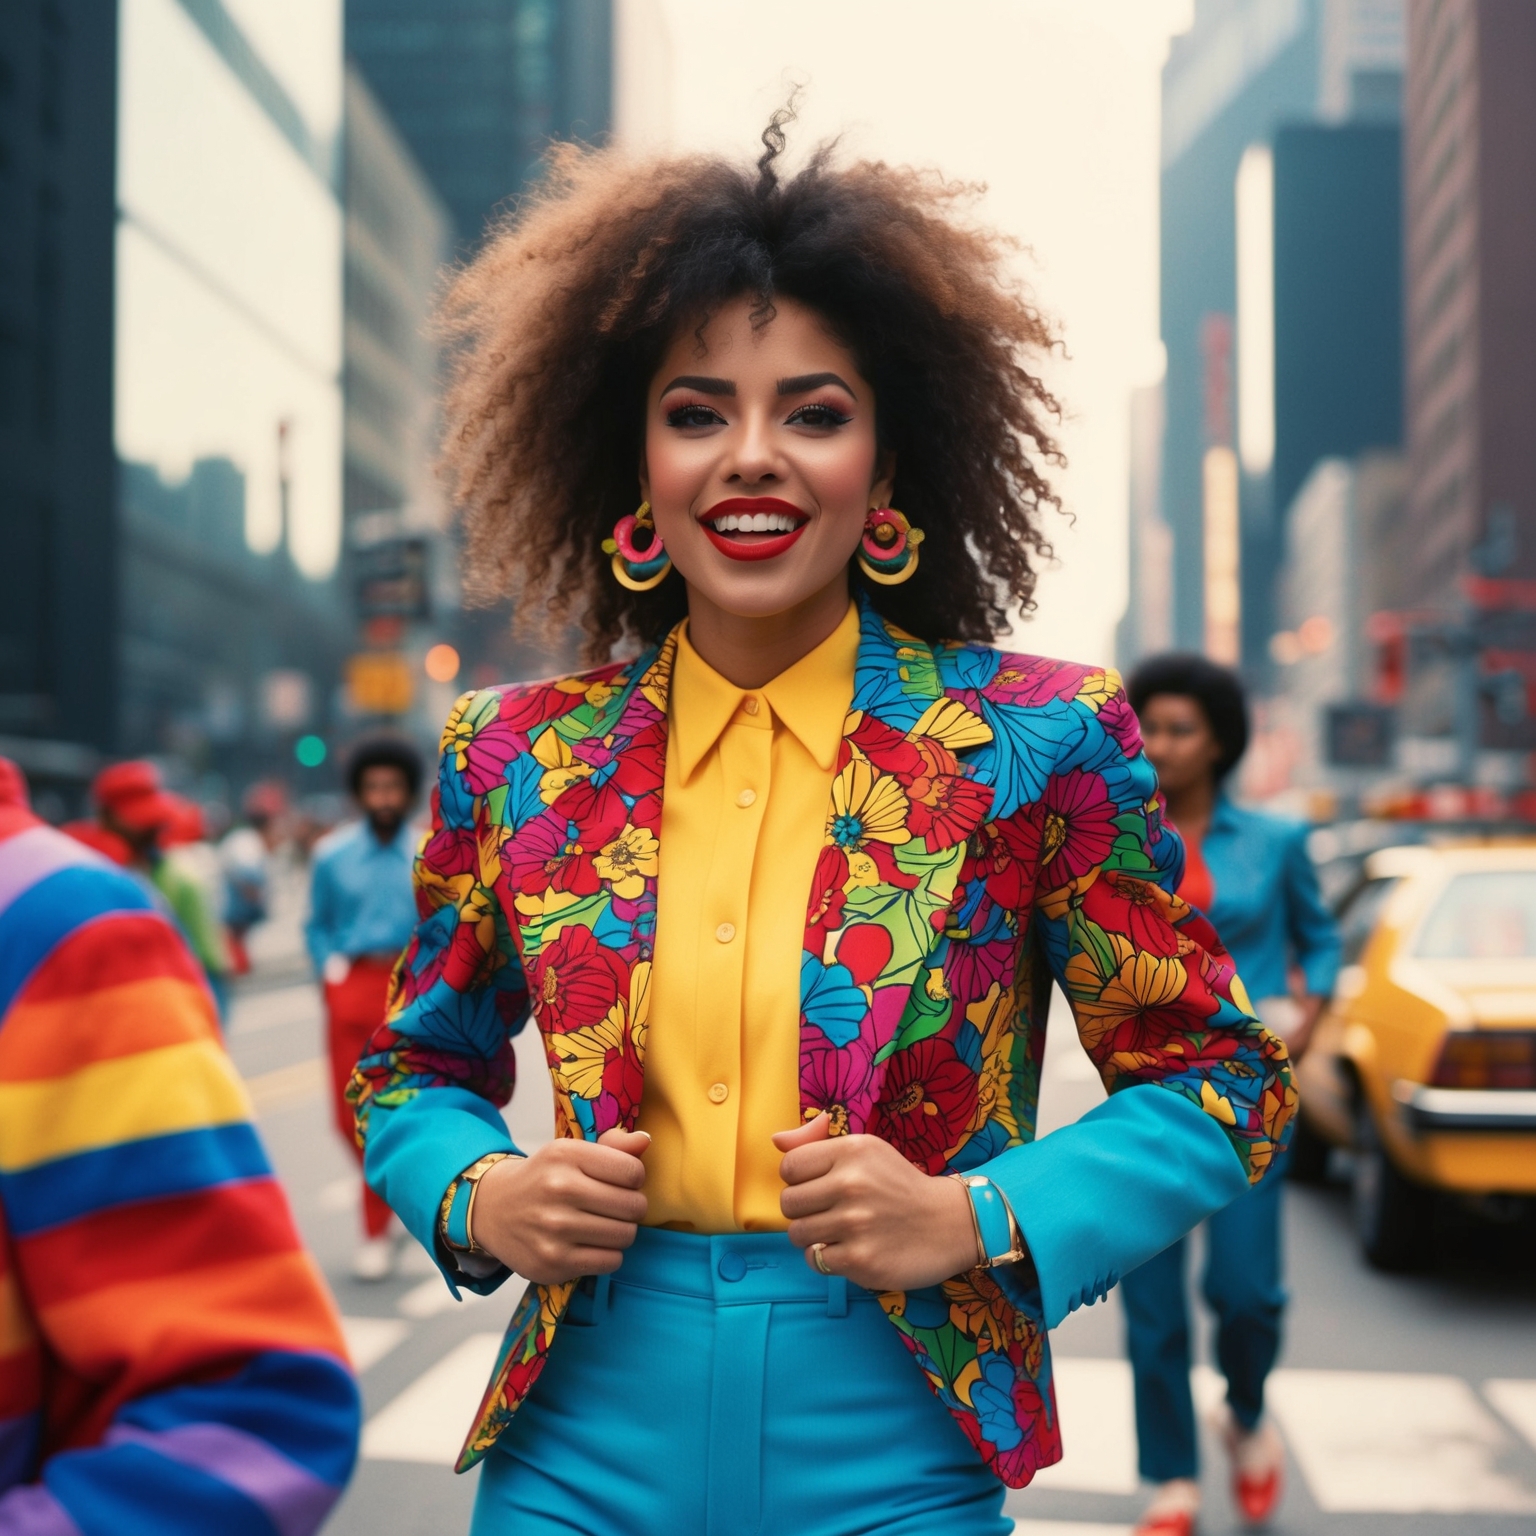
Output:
[306, 737, 422, 1280]
[1122, 655, 1342, 1536]
[222, 780, 286, 974]
[346, 122, 1295, 1536]
[0, 757, 359, 1529]
[82, 760, 233, 1014]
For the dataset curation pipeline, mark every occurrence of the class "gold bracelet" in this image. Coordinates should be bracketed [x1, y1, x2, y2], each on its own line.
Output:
[949, 1172, 989, 1269]
[464, 1153, 519, 1255]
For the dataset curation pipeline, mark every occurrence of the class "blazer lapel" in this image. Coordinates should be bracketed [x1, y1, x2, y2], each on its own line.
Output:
[799, 604, 996, 1132]
[502, 632, 678, 1140]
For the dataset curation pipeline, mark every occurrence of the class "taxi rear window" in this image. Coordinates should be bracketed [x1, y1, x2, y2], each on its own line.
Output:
[1415, 871, 1536, 959]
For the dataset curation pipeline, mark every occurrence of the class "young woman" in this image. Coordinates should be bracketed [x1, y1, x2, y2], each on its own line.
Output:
[1123, 655, 1340, 1536]
[349, 123, 1295, 1536]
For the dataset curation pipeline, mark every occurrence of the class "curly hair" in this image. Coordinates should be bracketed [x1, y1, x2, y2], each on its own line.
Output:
[438, 113, 1064, 659]
[1127, 653, 1251, 780]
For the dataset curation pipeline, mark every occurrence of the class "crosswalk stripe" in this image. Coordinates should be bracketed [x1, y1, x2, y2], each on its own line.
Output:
[358, 1341, 1536, 1515]
[341, 1315, 408, 1373]
[1028, 1358, 1139, 1494]
[396, 1274, 498, 1320]
[244, 1055, 325, 1114]
[361, 1332, 503, 1464]
[1011, 1523, 1130, 1536]
[1485, 1379, 1536, 1453]
[1266, 1368, 1536, 1513]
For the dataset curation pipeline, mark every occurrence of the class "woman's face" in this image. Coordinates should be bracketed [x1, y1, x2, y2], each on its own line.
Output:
[1137, 693, 1224, 798]
[640, 294, 893, 620]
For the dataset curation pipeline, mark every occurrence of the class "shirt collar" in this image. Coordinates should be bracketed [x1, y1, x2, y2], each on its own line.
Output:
[670, 602, 859, 781]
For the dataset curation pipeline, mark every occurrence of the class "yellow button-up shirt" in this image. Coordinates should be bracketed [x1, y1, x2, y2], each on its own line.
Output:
[637, 603, 859, 1232]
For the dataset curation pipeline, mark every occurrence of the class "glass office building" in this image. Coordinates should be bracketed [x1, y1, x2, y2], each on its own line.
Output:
[115, 0, 347, 778]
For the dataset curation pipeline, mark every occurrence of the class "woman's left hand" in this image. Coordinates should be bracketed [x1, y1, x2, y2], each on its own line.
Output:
[774, 1114, 980, 1291]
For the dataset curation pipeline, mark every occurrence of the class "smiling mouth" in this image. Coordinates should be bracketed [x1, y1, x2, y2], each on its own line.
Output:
[700, 498, 811, 562]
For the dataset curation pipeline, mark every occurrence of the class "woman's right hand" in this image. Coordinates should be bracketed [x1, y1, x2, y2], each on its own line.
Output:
[470, 1128, 650, 1284]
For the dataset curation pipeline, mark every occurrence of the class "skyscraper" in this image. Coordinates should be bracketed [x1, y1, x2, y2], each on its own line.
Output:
[115, 0, 349, 782]
[1154, 0, 1405, 666]
[0, 1, 117, 796]
[1270, 121, 1403, 525]
[345, 0, 613, 253]
[1401, 0, 1536, 749]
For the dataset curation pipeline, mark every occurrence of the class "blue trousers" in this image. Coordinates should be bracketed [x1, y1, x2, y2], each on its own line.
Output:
[1119, 1153, 1287, 1482]
[471, 1228, 1009, 1536]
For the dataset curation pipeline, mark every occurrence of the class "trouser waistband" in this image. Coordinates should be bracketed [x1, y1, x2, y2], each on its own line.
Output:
[584, 1226, 876, 1315]
[564, 1229, 876, 1535]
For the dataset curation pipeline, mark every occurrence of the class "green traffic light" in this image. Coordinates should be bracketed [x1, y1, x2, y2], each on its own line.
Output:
[295, 735, 327, 768]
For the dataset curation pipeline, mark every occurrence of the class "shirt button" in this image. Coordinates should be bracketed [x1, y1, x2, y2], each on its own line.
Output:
[715, 921, 736, 944]
[741, 695, 760, 716]
[708, 1082, 730, 1104]
[736, 788, 757, 808]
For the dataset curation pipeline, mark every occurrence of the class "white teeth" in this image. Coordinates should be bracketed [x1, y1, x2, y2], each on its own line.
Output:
[710, 510, 801, 534]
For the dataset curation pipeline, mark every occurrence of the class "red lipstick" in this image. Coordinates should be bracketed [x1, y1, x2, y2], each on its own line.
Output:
[699, 497, 810, 563]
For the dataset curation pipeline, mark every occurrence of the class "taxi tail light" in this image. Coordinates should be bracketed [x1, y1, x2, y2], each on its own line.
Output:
[1429, 1031, 1536, 1090]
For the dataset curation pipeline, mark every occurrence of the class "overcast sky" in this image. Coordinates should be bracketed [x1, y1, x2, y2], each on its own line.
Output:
[616, 0, 1192, 667]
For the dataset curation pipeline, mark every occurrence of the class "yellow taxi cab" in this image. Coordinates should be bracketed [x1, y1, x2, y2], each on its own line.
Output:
[1294, 841, 1536, 1268]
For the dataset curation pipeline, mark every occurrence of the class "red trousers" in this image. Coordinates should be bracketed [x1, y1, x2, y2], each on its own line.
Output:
[324, 958, 395, 1239]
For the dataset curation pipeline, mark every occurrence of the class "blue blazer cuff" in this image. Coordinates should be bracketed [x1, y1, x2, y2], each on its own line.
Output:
[974, 1083, 1251, 1328]
[363, 1085, 520, 1296]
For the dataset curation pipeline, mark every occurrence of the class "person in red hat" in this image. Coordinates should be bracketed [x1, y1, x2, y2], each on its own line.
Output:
[87, 761, 232, 1014]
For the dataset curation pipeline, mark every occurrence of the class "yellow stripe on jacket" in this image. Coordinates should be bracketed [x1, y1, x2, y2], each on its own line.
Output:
[0, 1038, 251, 1170]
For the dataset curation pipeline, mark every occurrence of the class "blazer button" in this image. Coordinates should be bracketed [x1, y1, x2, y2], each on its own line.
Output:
[741, 696, 760, 716]
[708, 1082, 729, 1104]
[736, 788, 757, 808]
[715, 922, 736, 943]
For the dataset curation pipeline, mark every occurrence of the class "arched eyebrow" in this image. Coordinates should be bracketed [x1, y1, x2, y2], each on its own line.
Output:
[659, 375, 734, 396]
[778, 372, 857, 398]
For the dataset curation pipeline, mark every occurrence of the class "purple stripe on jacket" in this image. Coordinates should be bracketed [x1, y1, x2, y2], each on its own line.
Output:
[0, 829, 101, 921]
[0, 1482, 83, 1536]
[103, 1423, 338, 1536]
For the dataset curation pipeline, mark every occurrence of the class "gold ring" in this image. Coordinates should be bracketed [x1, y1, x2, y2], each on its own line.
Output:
[811, 1243, 832, 1276]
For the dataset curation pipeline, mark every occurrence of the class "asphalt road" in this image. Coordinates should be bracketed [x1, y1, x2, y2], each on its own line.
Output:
[228, 972, 1536, 1536]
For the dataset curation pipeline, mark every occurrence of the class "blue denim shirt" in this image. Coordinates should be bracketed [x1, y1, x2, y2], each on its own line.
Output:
[1202, 794, 1341, 1000]
[304, 819, 419, 974]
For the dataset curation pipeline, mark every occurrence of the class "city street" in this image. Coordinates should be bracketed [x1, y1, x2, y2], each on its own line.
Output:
[228, 966, 1536, 1536]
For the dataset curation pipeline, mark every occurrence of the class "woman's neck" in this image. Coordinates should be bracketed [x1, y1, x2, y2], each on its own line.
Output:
[1164, 777, 1218, 843]
[683, 573, 852, 689]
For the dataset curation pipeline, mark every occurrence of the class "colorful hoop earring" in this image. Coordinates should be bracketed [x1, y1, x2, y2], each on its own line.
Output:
[603, 501, 672, 592]
[856, 507, 924, 586]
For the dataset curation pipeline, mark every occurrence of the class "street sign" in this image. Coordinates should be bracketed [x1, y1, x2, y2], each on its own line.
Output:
[1325, 702, 1396, 767]
[346, 652, 413, 716]
[355, 538, 429, 621]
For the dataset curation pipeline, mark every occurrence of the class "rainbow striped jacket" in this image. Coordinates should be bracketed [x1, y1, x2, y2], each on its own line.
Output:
[353, 605, 1295, 1488]
[0, 781, 359, 1533]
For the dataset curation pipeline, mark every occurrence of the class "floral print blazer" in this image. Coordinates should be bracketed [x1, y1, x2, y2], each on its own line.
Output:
[351, 601, 1294, 1489]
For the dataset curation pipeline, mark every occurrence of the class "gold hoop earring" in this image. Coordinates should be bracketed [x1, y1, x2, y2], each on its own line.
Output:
[603, 501, 673, 592]
[856, 507, 923, 586]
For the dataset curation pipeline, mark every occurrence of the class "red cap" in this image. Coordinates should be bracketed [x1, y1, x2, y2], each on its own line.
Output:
[0, 758, 29, 811]
[160, 796, 207, 847]
[93, 760, 178, 835]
